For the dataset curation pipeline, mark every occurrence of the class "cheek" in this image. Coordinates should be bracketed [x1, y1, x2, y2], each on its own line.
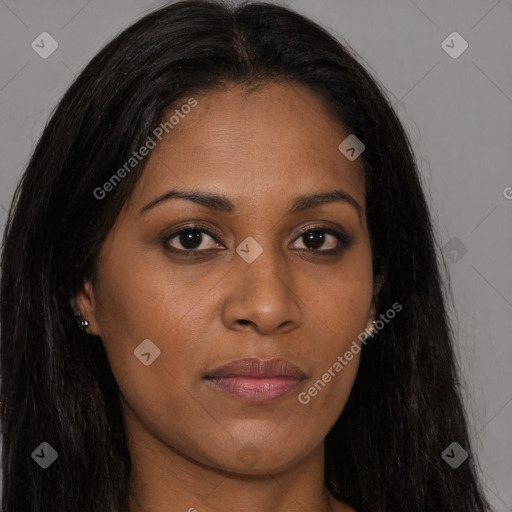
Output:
[92, 241, 221, 396]
[94, 235, 218, 343]
[114, 353, 202, 445]
[299, 248, 374, 336]
[291, 250, 373, 420]
[295, 361, 359, 451]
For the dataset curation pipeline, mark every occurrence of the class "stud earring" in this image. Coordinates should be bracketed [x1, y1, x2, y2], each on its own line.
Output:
[74, 312, 90, 332]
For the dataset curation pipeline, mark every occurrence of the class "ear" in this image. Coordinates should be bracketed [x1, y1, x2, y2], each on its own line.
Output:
[69, 279, 101, 336]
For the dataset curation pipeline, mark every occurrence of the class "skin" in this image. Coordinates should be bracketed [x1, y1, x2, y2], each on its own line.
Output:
[72, 82, 381, 512]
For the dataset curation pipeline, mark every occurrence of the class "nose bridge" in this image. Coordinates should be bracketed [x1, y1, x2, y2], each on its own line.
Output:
[245, 242, 289, 293]
[241, 239, 293, 303]
[222, 237, 301, 333]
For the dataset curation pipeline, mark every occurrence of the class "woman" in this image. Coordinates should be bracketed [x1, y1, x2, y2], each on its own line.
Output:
[0, 1, 490, 511]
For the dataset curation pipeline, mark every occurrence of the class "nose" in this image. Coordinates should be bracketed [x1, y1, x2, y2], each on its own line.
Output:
[221, 246, 302, 335]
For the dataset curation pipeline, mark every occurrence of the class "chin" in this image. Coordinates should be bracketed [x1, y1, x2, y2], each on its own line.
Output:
[205, 443, 311, 477]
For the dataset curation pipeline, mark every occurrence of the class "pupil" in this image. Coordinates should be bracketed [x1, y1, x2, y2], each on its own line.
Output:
[304, 230, 324, 250]
[179, 230, 202, 249]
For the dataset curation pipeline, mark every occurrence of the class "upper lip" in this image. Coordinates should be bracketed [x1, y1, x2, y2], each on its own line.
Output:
[204, 357, 306, 379]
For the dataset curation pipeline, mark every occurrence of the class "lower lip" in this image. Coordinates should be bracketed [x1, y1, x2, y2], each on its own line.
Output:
[205, 376, 302, 403]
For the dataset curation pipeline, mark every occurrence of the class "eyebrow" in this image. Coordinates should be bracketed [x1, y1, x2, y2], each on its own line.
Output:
[139, 188, 362, 221]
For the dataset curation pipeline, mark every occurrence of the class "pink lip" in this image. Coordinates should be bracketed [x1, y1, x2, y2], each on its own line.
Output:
[204, 357, 306, 403]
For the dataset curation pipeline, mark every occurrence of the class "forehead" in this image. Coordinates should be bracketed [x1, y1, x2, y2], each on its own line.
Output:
[128, 82, 366, 215]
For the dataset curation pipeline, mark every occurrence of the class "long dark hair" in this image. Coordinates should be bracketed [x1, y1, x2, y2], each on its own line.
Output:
[0, 1, 490, 511]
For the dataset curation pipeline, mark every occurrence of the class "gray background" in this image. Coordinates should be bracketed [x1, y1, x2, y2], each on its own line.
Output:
[0, 0, 511, 509]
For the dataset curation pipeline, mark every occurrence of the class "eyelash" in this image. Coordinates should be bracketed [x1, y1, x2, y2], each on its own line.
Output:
[161, 222, 354, 258]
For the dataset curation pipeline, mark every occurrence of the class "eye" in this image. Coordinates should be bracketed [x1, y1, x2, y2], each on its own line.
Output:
[162, 224, 224, 256]
[161, 223, 354, 258]
[290, 226, 353, 254]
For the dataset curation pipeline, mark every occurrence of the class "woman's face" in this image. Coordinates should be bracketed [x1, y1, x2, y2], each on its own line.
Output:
[75, 82, 377, 474]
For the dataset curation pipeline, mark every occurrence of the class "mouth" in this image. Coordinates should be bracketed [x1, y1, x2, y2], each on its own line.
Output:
[203, 357, 306, 404]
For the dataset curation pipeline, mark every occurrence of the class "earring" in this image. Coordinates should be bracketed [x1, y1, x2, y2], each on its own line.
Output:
[368, 320, 377, 335]
[74, 312, 90, 332]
